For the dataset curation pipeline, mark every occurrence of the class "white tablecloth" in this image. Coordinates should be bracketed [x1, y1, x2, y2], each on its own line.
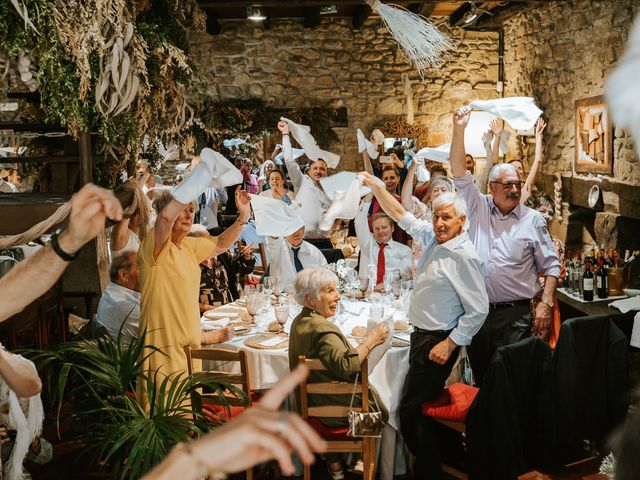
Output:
[202, 298, 411, 479]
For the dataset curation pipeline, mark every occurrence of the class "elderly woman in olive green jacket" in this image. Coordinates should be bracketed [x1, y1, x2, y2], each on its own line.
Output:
[288, 266, 388, 479]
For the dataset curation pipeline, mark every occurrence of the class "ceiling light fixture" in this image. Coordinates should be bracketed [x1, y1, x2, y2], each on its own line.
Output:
[319, 5, 337, 15]
[247, 6, 267, 21]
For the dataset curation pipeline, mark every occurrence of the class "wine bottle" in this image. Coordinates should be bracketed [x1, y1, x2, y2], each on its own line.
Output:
[582, 261, 594, 301]
[575, 250, 583, 297]
[565, 250, 574, 294]
[596, 259, 608, 299]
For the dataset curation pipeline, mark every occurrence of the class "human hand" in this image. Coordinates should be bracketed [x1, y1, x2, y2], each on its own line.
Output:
[61, 184, 123, 254]
[428, 337, 458, 365]
[235, 187, 252, 223]
[535, 118, 546, 138]
[490, 118, 503, 136]
[358, 171, 384, 191]
[532, 302, 552, 339]
[277, 120, 290, 135]
[191, 365, 326, 475]
[0, 426, 11, 445]
[241, 243, 254, 260]
[453, 106, 472, 129]
[365, 321, 389, 348]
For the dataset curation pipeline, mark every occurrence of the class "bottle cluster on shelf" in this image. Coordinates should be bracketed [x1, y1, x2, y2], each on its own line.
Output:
[564, 245, 635, 302]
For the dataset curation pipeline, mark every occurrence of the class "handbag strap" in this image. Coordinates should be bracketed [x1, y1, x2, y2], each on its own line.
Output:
[347, 371, 380, 414]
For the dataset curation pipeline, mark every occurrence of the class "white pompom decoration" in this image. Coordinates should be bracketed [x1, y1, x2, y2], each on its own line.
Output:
[367, 0, 451, 78]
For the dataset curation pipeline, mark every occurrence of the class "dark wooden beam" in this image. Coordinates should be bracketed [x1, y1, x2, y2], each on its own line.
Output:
[450, 2, 473, 27]
[78, 131, 93, 185]
[199, 1, 452, 7]
[303, 6, 321, 28]
[4, 155, 105, 164]
[0, 123, 64, 132]
[203, 8, 222, 35]
[407, 3, 422, 14]
[352, 3, 371, 29]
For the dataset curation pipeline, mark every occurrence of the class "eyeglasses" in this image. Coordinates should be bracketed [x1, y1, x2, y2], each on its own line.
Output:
[491, 181, 525, 190]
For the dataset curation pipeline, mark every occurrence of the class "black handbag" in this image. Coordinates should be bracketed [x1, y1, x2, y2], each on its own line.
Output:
[347, 372, 384, 438]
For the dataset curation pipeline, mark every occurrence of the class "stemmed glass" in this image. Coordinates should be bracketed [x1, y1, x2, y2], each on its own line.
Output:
[246, 292, 260, 318]
[263, 277, 274, 296]
[392, 280, 402, 300]
[274, 304, 289, 334]
[272, 276, 283, 303]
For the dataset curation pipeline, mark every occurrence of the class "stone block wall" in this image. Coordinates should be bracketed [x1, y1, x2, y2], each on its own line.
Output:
[502, 0, 640, 186]
[187, 17, 499, 170]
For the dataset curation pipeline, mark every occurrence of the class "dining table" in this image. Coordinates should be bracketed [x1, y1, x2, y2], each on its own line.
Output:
[200, 294, 412, 479]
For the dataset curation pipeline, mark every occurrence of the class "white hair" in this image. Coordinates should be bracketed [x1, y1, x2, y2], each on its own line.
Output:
[431, 191, 467, 217]
[488, 163, 518, 182]
[293, 267, 338, 305]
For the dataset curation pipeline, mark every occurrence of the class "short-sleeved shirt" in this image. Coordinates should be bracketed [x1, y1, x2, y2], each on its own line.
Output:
[138, 229, 217, 381]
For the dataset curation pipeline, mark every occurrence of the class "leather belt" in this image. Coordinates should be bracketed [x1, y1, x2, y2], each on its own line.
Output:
[412, 326, 450, 335]
[489, 299, 530, 310]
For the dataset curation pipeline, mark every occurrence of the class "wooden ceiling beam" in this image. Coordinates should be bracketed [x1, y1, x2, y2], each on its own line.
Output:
[303, 5, 321, 28]
[198, 1, 448, 7]
[203, 8, 222, 35]
[352, 3, 371, 29]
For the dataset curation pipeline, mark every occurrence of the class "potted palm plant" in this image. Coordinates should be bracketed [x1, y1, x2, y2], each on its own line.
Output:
[29, 330, 246, 479]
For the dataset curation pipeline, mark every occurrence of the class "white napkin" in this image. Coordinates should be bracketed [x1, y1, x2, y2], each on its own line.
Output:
[200, 317, 230, 331]
[260, 336, 286, 347]
[412, 156, 432, 182]
[357, 129, 380, 159]
[367, 312, 393, 374]
[250, 194, 305, 237]
[223, 138, 246, 149]
[631, 312, 640, 348]
[281, 117, 341, 168]
[275, 146, 305, 164]
[414, 143, 451, 164]
[320, 171, 371, 200]
[608, 295, 640, 314]
[170, 148, 242, 204]
[468, 97, 542, 131]
[606, 13, 640, 157]
[319, 174, 366, 231]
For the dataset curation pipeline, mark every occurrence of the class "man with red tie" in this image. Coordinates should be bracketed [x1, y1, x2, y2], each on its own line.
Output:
[355, 197, 412, 291]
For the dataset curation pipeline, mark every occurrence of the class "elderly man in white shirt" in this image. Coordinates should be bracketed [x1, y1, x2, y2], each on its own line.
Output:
[96, 252, 141, 346]
[355, 197, 412, 290]
[266, 226, 327, 292]
[277, 121, 332, 247]
[361, 172, 489, 480]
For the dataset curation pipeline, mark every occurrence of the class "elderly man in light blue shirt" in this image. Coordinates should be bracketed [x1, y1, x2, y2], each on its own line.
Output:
[450, 106, 560, 386]
[361, 172, 489, 479]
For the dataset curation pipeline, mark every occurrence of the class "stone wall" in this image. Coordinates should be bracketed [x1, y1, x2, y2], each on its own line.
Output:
[187, 17, 499, 171]
[502, 0, 640, 190]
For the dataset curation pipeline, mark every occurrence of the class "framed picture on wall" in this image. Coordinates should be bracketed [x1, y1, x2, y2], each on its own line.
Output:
[574, 95, 613, 175]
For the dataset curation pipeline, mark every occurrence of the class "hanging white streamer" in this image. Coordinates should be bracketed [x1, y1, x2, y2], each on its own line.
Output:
[367, 0, 451, 77]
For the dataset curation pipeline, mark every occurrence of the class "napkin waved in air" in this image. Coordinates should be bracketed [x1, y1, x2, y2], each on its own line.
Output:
[468, 97, 543, 131]
[280, 117, 341, 168]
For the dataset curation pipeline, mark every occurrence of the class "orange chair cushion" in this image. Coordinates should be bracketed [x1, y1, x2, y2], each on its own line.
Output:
[421, 383, 479, 422]
[308, 418, 351, 440]
[202, 392, 262, 424]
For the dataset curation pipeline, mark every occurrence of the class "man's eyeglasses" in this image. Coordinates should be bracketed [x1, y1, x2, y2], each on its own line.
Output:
[491, 181, 525, 190]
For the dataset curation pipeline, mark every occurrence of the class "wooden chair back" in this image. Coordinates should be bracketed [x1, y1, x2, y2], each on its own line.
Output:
[298, 356, 376, 480]
[236, 240, 268, 275]
[184, 346, 252, 408]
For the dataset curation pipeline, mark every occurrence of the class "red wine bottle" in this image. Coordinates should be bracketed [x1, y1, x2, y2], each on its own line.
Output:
[582, 261, 594, 301]
[597, 259, 608, 299]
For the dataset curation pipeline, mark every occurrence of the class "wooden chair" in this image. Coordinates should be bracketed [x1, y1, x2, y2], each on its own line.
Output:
[298, 355, 376, 480]
[184, 347, 254, 479]
[236, 240, 268, 275]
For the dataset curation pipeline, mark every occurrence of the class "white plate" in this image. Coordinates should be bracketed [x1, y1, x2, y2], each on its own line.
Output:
[624, 288, 640, 297]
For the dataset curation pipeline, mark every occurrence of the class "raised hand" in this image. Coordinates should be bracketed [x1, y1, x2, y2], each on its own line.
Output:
[490, 118, 504, 136]
[535, 118, 546, 138]
[235, 187, 252, 222]
[453, 106, 472, 129]
[277, 120, 290, 135]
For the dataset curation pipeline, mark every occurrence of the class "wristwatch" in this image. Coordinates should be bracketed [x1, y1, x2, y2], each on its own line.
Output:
[50, 228, 79, 262]
[540, 297, 554, 308]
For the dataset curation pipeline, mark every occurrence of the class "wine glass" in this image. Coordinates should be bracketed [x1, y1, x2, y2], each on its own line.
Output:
[263, 277, 274, 296]
[274, 304, 289, 333]
[383, 272, 394, 296]
[245, 292, 259, 318]
[392, 280, 402, 299]
[272, 276, 283, 302]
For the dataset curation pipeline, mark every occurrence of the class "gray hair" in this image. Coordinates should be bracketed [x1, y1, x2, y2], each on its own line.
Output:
[293, 267, 338, 305]
[431, 191, 467, 217]
[152, 190, 197, 215]
[109, 252, 136, 282]
[488, 163, 518, 182]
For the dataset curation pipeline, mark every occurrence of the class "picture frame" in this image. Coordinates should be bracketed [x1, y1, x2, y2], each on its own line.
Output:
[574, 95, 613, 175]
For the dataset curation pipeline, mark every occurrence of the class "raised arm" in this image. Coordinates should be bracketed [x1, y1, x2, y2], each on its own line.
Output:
[0, 350, 41, 397]
[354, 197, 373, 255]
[450, 106, 472, 178]
[209, 188, 252, 256]
[522, 118, 546, 202]
[279, 121, 303, 191]
[0, 184, 123, 322]
[401, 160, 418, 211]
[359, 171, 406, 222]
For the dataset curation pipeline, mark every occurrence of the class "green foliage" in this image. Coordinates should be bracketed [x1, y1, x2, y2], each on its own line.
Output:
[27, 330, 246, 479]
